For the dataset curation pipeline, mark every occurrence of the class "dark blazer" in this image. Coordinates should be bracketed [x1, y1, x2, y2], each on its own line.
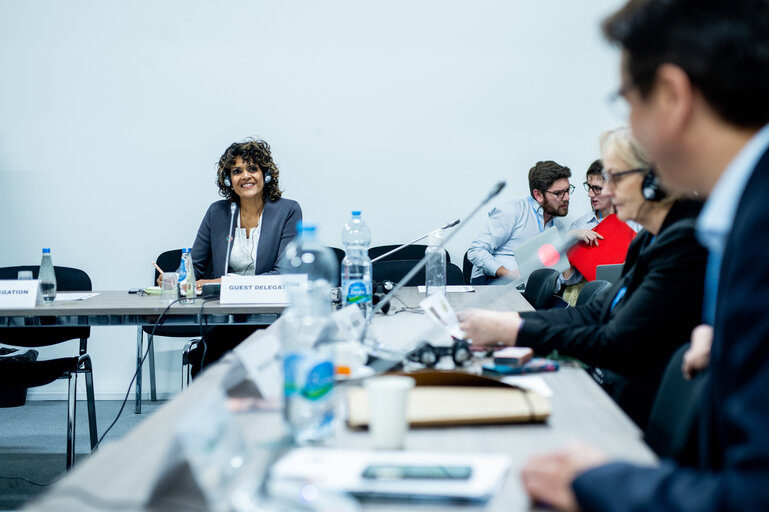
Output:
[191, 198, 302, 279]
[573, 147, 769, 510]
[517, 200, 706, 428]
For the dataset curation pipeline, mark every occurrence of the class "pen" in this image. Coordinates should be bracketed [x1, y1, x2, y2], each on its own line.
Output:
[152, 261, 164, 275]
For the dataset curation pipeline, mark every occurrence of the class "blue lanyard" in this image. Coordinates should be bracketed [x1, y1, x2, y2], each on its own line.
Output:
[610, 286, 627, 312]
[528, 197, 546, 233]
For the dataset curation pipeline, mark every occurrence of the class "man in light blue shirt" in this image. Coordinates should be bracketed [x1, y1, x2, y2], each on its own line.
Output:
[468, 160, 573, 284]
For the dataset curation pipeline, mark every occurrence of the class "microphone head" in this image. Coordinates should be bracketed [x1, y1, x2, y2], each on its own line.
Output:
[230, 202, 237, 213]
[441, 218, 460, 229]
[491, 181, 506, 198]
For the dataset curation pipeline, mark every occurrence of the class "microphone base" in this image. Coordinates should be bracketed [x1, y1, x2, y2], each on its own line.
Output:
[201, 284, 221, 299]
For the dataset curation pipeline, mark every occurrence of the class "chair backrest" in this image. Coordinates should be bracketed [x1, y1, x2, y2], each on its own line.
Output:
[595, 263, 624, 285]
[154, 249, 183, 283]
[462, 251, 473, 285]
[372, 260, 464, 287]
[522, 268, 560, 310]
[368, 244, 451, 264]
[326, 246, 345, 287]
[575, 280, 613, 308]
[645, 343, 707, 465]
[0, 266, 91, 346]
[0, 266, 91, 292]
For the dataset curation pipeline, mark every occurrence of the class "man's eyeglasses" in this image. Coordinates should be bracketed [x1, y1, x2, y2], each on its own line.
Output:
[545, 184, 575, 200]
[602, 168, 648, 187]
[583, 181, 603, 195]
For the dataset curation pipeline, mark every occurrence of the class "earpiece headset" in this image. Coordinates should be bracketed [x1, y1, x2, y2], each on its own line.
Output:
[406, 339, 473, 368]
[223, 168, 272, 188]
[641, 167, 666, 202]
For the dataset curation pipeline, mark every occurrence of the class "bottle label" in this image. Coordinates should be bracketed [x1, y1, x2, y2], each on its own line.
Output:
[345, 281, 371, 304]
[284, 353, 334, 401]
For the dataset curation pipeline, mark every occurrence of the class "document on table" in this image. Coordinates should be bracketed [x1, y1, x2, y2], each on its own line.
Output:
[270, 448, 511, 503]
[53, 292, 99, 302]
[417, 285, 475, 293]
[501, 375, 553, 397]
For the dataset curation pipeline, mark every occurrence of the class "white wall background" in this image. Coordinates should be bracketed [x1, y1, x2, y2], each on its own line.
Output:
[0, 0, 625, 399]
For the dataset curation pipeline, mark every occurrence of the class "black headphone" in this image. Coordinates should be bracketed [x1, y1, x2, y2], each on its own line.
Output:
[222, 169, 272, 188]
[406, 339, 473, 368]
[641, 167, 666, 202]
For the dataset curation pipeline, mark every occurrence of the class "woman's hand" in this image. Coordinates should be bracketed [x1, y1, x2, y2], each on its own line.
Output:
[195, 278, 221, 293]
[683, 324, 713, 379]
[521, 442, 609, 511]
[456, 308, 522, 347]
[571, 229, 604, 247]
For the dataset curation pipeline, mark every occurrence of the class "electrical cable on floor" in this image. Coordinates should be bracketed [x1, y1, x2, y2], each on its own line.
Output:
[94, 298, 182, 448]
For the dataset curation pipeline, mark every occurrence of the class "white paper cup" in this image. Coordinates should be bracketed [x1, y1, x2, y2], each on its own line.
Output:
[161, 272, 179, 299]
[363, 376, 415, 450]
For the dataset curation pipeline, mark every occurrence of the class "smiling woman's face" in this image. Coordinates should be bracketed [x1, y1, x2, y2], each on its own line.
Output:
[229, 156, 264, 201]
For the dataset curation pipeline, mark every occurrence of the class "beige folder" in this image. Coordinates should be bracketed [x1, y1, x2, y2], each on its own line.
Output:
[347, 370, 550, 428]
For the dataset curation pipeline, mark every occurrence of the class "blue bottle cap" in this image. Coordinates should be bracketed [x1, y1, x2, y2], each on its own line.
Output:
[182, 248, 190, 253]
[42, 248, 50, 253]
[351, 211, 361, 216]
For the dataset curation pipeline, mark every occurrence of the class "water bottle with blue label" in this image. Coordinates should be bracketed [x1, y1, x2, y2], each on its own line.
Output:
[177, 248, 196, 303]
[341, 211, 372, 317]
[279, 222, 339, 444]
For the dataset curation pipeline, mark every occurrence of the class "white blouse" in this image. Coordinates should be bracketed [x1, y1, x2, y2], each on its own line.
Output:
[228, 211, 264, 275]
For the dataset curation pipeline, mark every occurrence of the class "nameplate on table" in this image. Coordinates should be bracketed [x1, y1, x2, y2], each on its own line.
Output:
[0, 280, 39, 308]
[219, 274, 305, 304]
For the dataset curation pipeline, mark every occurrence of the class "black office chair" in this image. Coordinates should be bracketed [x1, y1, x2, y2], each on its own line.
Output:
[136, 249, 205, 414]
[0, 265, 97, 470]
[522, 268, 561, 310]
[326, 246, 345, 287]
[575, 280, 613, 308]
[373, 260, 464, 287]
[369, 244, 451, 264]
[644, 343, 707, 466]
[462, 251, 473, 285]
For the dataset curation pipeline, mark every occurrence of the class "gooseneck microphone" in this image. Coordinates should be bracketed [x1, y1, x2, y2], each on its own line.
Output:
[358, 181, 507, 345]
[223, 202, 238, 276]
[370, 217, 461, 264]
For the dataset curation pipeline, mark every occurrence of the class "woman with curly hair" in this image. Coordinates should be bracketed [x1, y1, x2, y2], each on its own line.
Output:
[188, 138, 302, 375]
[191, 138, 302, 286]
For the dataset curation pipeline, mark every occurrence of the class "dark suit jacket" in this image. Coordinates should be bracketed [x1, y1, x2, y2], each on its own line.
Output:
[516, 200, 706, 428]
[191, 198, 302, 279]
[573, 147, 769, 510]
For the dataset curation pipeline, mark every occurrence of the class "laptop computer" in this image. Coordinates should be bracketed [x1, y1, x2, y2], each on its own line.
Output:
[512, 226, 572, 284]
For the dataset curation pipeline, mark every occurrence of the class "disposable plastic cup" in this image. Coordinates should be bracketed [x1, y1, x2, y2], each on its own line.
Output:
[161, 272, 179, 299]
[363, 375, 415, 450]
[17, 271, 33, 280]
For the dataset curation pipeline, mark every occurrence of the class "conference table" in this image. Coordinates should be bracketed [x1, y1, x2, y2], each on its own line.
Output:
[12, 286, 657, 511]
[0, 290, 286, 413]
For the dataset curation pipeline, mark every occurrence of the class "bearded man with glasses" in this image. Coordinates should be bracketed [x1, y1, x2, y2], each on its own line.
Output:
[467, 160, 573, 285]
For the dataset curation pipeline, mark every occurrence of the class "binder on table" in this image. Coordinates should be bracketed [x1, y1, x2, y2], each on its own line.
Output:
[347, 370, 550, 428]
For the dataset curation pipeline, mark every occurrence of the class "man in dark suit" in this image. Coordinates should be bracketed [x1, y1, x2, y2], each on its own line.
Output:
[519, 1, 769, 510]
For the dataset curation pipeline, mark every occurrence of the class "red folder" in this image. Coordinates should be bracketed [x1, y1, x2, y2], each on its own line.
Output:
[566, 214, 637, 281]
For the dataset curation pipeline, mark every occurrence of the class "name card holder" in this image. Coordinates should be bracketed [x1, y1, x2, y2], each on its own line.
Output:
[219, 274, 306, 305]
[0, 280, 39, 308]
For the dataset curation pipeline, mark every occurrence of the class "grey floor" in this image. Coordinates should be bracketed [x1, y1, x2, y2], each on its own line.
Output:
[0, 398, 165, 511]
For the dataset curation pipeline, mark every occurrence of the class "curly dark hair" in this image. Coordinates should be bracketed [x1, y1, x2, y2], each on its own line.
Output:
[216, 138, 282, 202]
[528, 160, 572, 197]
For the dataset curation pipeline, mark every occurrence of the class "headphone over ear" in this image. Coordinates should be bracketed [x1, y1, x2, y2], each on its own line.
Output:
[223, 168, 272, 188]
[642, 168, 666, 202]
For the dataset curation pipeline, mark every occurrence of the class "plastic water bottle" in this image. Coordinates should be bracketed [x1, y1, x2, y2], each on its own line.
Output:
[177, 248, 196, 303]
[425, 231, 446, 296]
[341, 211, 372, 316]
[38, 248, 57, 303]
[279, 222, 339, 445]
